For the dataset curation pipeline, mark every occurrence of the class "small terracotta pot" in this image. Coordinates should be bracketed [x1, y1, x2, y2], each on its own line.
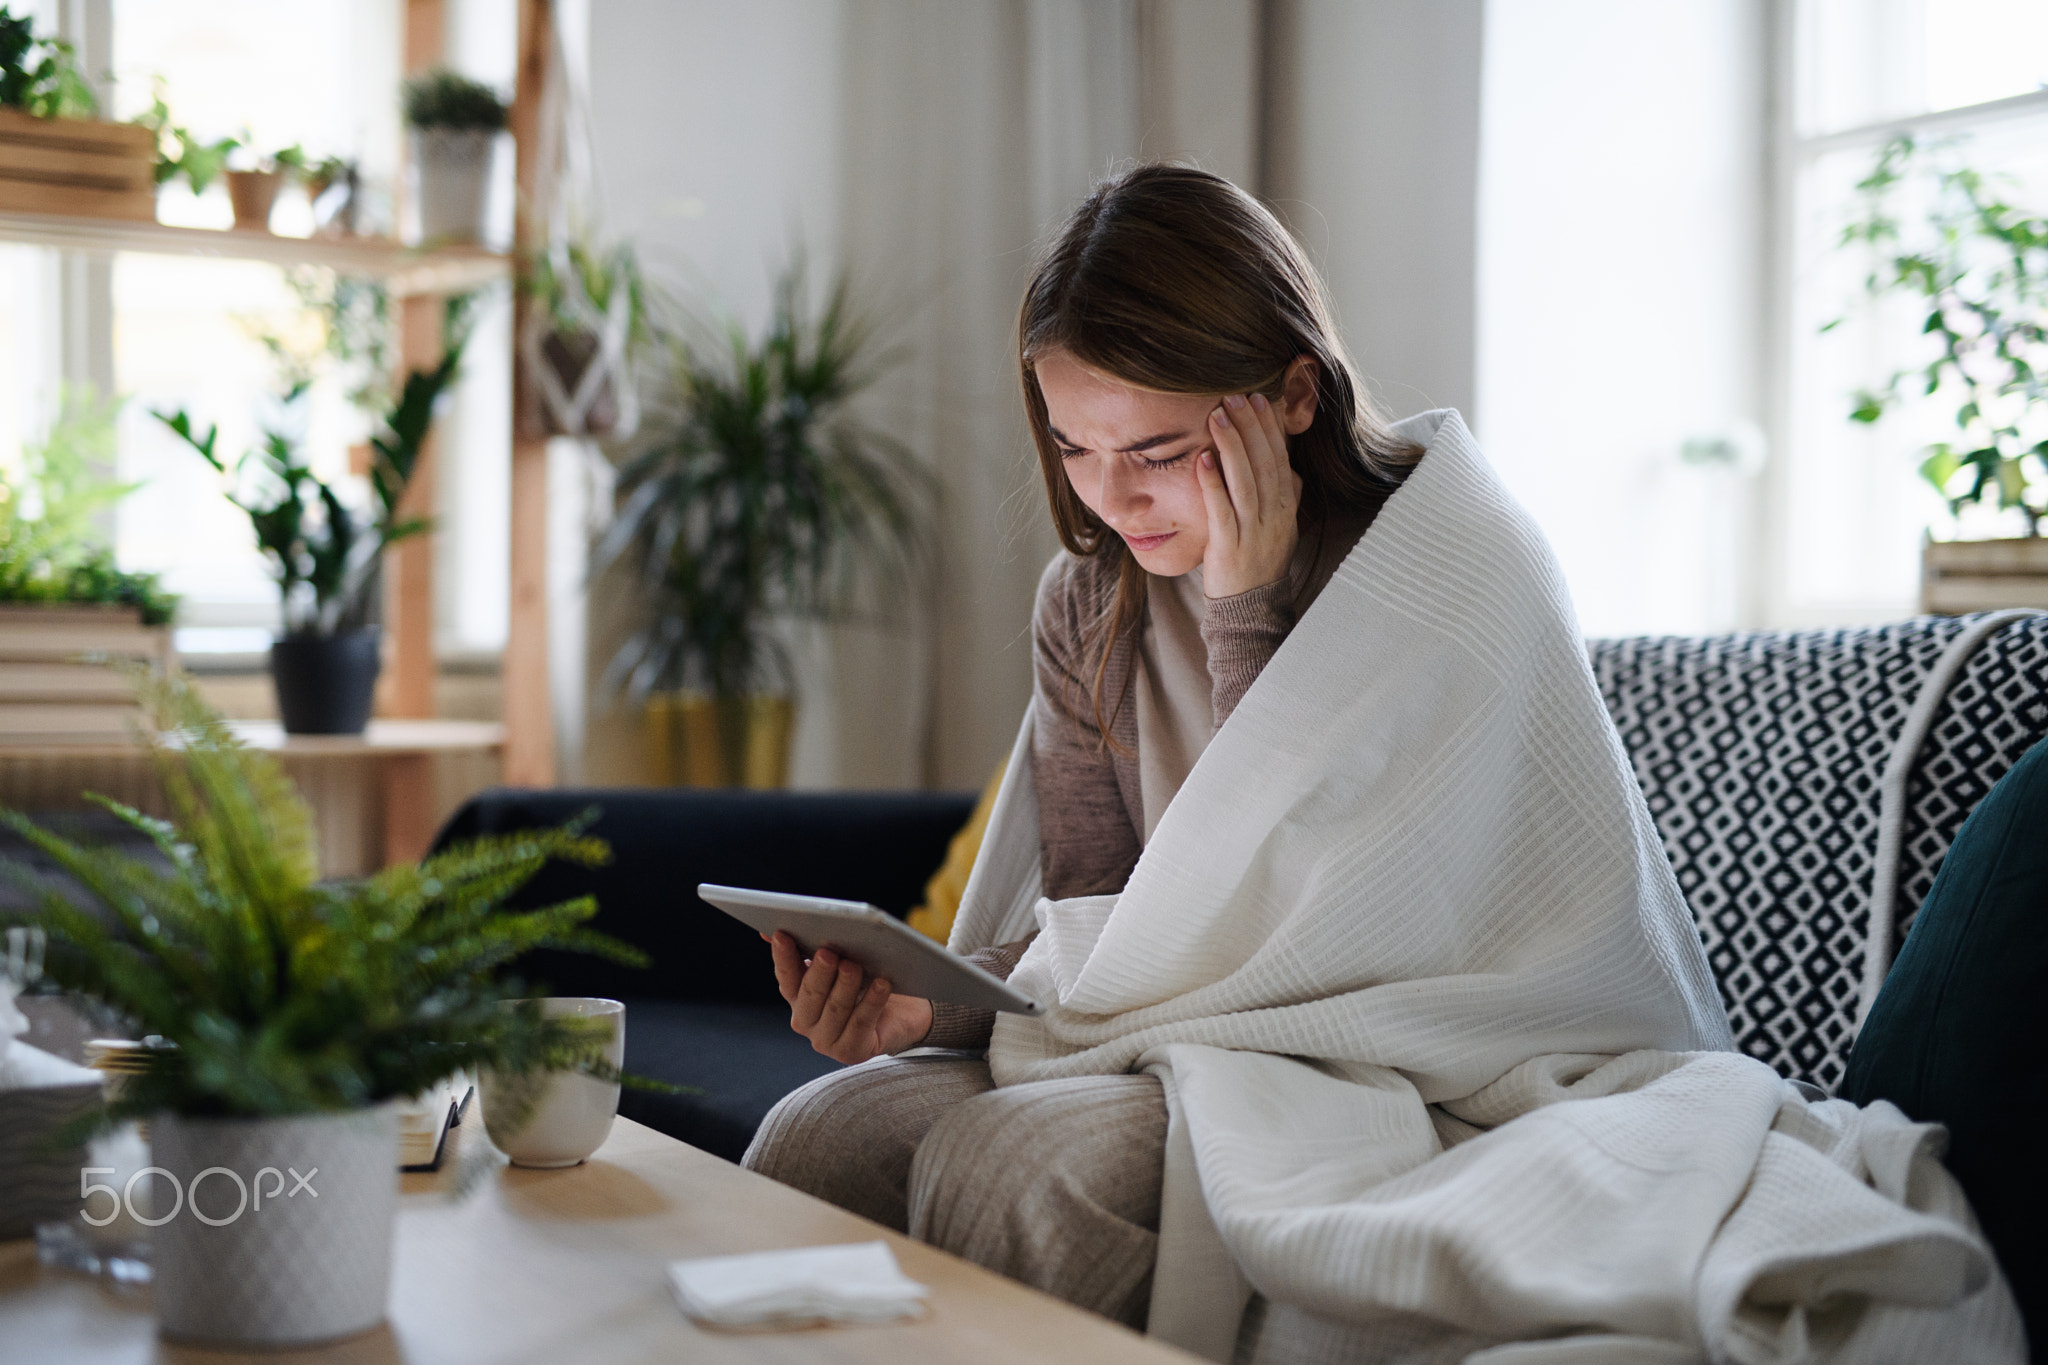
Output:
[224, 170, 284, 232]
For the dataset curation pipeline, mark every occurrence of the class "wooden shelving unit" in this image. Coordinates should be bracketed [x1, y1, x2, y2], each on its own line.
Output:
[0, 0, 554, 794]
[0, 210, 508, 295]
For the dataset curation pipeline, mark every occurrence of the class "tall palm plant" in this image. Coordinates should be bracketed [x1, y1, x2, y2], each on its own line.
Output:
[598, 265, 931, 707]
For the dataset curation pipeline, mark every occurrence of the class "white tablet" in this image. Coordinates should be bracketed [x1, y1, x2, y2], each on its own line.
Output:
[698, 883, 1044, 1016]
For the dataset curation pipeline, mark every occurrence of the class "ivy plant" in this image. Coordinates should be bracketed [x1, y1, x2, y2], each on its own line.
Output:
[0, 5, 97, 120]
[1833, 135, 2048, 536]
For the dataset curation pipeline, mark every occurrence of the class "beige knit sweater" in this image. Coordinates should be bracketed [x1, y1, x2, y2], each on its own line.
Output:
[921, 510, 1372, 1050]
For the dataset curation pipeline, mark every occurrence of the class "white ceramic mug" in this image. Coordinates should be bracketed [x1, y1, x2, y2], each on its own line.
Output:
[479, 998, 624, 1169]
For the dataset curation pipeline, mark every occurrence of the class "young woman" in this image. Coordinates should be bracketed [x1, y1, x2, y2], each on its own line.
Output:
[742, 163, 1423, 1327]
[740, 166, 1998, 1365]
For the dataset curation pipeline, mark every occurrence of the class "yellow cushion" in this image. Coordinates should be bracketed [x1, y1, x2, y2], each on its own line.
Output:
[905, 758, 1007, 943]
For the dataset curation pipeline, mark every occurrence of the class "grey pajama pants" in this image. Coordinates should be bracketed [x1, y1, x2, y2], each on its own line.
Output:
[741, 1052, 1169, 1328]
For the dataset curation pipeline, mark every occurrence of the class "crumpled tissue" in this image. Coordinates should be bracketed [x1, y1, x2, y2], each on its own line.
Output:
[667, 1240, 929, 1328]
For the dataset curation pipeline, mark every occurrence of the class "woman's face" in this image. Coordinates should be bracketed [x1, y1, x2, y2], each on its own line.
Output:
[1035, 350, 1223, 578]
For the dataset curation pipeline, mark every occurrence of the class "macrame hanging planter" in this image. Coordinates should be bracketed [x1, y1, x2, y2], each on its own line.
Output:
[518, 8, 639, 441]
[525, 242, 637, 439]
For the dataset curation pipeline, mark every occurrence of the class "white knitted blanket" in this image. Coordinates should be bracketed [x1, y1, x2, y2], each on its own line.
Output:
[951, 411, 2021, 1364]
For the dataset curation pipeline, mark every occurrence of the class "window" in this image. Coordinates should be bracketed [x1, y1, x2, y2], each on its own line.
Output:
[1776, 0, 2048, 624]
[0, 1, 512, 658]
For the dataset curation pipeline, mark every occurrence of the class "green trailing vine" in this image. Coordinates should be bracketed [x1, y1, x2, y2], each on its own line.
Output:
[1833, 135, 2048, 536]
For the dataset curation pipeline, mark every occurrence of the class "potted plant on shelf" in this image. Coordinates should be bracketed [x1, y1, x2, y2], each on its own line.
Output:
[0, 387, 177, 625]
[135, 100, 327, 233]
[1835, 135, 2048, 612]
[0, 8, 156, 222]
[402, 68, 505, 246]
[302, 154, 360, 236]
[0, 673, 646, 1348]
[522, 237, 647, 439]
[597, 264, 931, 787]
[0, 6, 92, 117]
[220, 142, 314, 233]
[134, 88, 237, 207]
[154, 296, 472, 734]
[0, 389, 179, 740]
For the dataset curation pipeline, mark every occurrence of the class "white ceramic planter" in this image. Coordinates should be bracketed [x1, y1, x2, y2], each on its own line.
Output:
[150, 1106, 399, 1348]
[410, 127, 495, 244]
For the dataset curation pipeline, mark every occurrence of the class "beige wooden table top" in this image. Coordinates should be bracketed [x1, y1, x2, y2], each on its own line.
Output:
[0, 1116, 1201, 1365]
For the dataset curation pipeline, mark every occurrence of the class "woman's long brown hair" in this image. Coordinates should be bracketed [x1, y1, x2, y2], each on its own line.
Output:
[1019, 164, 1422, 739]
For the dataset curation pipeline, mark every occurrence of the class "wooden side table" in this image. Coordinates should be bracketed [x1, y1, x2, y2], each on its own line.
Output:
[229, 721, 506, 873]
[0, 721, 503, 877]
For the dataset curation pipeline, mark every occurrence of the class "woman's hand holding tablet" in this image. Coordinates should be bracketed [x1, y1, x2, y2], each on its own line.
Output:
[765, 930, 936, 1063]
[702, 883, 1043, 1065]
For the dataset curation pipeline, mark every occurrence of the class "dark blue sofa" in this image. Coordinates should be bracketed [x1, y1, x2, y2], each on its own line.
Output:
[431, 787, 976, 1162]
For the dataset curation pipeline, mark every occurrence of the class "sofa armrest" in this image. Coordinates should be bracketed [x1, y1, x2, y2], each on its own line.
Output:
[431, 787, 978, 1008]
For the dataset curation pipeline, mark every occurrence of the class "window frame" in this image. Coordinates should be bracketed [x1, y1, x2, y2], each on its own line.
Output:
[1763, 2, 2048, 628]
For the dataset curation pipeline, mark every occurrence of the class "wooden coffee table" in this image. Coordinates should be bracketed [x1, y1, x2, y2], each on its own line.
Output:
[0, 1116, 1202, 1364]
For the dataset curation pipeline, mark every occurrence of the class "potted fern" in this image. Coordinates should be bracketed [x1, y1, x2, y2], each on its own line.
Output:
[0, 674, 645, 1348]
[1834, 135, 2048, 612]
[155, 294, 471, 733]
[597, 264, 930, 786]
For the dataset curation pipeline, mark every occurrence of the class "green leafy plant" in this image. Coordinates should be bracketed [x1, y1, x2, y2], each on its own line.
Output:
[0, 673, 646, 1121]
[596, 263, 932, 700]
[154, 294, 474, 637]
[1833, 135, 2048, 536]
[0, 6, 97, 120]
[0, 387, 178, 625]
[133, 89, 238, 196]
[257, 267, 397, 419]
[525, 239, 649, 344]
[402, 68, 507, 132]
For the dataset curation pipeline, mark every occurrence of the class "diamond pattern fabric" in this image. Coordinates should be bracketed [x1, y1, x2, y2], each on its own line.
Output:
[1589, 619, 1974, 1090]
[1893, 614, 2048, 949]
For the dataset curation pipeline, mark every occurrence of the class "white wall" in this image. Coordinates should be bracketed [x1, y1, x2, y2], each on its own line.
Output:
[1474, 0, 1769, 637]
[1262, 0, 1486, 422]
[589, 1, 845, 332]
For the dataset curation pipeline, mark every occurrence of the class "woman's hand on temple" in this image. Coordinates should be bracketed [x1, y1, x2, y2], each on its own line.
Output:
[765, 930, 935, 1063]
[1198, 391, 1302, 599]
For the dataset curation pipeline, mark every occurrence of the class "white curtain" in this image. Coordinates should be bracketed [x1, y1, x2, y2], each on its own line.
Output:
[805, 0, 1259, 790]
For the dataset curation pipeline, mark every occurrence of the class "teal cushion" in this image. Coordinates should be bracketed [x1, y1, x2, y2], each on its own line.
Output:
[1842, 734, 2048, 1350]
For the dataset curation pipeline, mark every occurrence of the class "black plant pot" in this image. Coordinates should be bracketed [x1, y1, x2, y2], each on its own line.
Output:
[271, 629, 381, 735]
